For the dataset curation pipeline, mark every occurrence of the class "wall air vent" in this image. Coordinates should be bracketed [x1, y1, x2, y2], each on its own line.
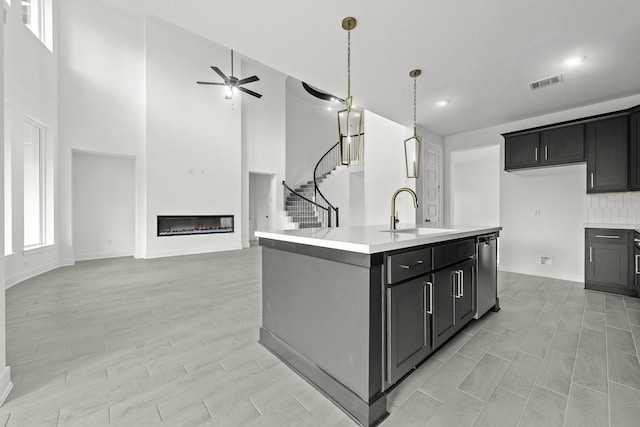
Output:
[528, 74, 564, 91]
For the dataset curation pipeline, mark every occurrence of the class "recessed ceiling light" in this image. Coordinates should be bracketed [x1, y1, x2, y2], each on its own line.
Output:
[437, 100, 450, 107]
[564, 56, 587, 67]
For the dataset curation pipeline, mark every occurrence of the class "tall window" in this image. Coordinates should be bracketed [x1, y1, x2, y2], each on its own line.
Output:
[23, 120, 46, 248]
[22, 0, 52, 50]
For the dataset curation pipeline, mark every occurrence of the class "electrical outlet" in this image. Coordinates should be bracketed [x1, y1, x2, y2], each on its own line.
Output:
[533, 208, 541, 216]
[541, 256, 553, 265]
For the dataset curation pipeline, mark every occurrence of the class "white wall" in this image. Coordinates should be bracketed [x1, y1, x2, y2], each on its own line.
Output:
[4, 0, 63, 287]
[364, 111, 416, 227]
[450, 145, 500, 227]
[72, 152, 135, 260]
[242, 59, 286, 244]
[144, 18, 242, 258]
[285, 78, 336, 187]
[58, 0, 146, 259]
[0, 2, 13, 403]
[444, 93, 640, 282]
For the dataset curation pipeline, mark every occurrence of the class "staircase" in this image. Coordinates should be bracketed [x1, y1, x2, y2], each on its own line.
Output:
[283, 141, 352, 229]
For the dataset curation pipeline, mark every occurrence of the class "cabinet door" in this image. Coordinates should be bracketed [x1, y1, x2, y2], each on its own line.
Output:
[432, 268, 457, 349]
[586, 242, 630, 288]
[387, 277, 432, 384]
[540, 124, 585, 165]
[630, 113, 640, 190]
[586, 116, 629, 193]
[453, 259, 476, 326]
[504, 133, 540, 170]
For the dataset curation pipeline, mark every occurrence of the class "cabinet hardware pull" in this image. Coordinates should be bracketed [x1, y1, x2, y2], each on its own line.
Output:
[423, 286, 428, 346]
[544, 146, 548, 160]
[634, 239, 640, 243]
[590, 173, 594, 188]
[535, 147, 538, 162]
[426, 282, 433, 315]
[459, 270, 464, 297]
[636, 255, 640, 275]
[595, 235, 620, 239]
[454, 271, 462, 298]
[399, 260, 424, 269]
[589, 246, 592, 263]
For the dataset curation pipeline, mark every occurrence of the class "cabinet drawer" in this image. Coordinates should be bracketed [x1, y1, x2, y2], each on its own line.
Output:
[387, 248, 432, 284]
[433, 239, 475, 270]
[586, 229, 630, 244]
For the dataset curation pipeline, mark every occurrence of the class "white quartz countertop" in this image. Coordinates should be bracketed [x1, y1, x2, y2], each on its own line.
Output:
[584, 223, 640, 231]
[255, 224, 502, 254]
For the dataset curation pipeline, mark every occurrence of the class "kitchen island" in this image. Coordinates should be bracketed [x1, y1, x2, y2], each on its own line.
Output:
[256, 224, 501, 426]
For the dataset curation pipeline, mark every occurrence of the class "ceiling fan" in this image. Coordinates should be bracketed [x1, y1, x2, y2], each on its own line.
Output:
[197, 50, 262, 99]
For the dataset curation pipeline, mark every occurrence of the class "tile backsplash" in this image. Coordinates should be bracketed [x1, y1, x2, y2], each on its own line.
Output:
[584, 193, 640, 224]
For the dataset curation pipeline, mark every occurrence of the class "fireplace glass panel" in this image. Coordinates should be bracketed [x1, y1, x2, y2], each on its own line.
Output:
[157, 215, 234, 236]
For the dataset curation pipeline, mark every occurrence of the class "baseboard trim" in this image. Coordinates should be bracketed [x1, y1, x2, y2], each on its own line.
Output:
[6, 259, 75, 289]
[498, 264, 583, 283]
[0, 367, 13, 407]
[74, 251, 134, 261]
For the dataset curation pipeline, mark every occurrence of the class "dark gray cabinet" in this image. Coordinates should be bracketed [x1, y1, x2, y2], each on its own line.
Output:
[387, 277, 432, 384]
[585, 228, 635, 296]
[630, 113, 640, 190]
[540, 124, 585, 165]
[454, 258, 476, 326]
[586, 116, 629, 193]
[504, 133, 540, 169]
[432, 267, 457, 349]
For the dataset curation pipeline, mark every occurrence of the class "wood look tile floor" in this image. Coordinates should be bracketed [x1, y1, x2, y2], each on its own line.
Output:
[2, 247, 640, 426]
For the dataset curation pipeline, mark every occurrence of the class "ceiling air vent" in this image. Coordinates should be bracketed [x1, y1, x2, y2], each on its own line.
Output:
[528, 74, 563, 91]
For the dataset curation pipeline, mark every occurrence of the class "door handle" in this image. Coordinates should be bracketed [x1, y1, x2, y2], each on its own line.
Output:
[534, 147, 538, 162]
[544, 146, 548, 160]
[454, 271, 462, 298]
[590, 173, 595, 189]
[459, 270, 464, 297]
[589, 246, 592, 263]
[636, 255, 640, 275]
[426, 282, 433, 315]
[595, 235, 620, 239]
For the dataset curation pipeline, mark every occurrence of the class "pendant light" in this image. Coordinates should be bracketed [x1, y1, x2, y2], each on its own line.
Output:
[404, 69, 423, 178]
[337, 17, 363, 166]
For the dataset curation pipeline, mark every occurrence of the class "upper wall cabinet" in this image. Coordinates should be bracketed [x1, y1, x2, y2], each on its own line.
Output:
[504, 124, 585, 171]
[586, 115, 628, 193]
[540, 124, 585, 166]
[629, 111, 640, 190]
[504, 133, 540, 169]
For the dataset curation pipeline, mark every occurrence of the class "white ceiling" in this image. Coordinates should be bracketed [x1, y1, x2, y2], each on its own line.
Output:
[106, 0, 640, 136]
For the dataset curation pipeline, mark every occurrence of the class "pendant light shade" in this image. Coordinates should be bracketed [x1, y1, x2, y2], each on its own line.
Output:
[405, 69, 422, 178]
[338, 17, 363, 166]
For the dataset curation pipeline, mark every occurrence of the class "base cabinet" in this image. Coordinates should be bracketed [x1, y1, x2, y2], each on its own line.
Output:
[585, 228, 635, 296]
[387, 277, 432, 384]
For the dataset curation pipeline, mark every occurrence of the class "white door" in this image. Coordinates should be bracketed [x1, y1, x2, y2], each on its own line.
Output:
[422, 142, 441, 226]
[249, 173, 275, 241]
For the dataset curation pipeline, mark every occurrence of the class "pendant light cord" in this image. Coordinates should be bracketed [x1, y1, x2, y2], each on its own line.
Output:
[347, 29, 351, 105]
[413, 76, 417, 135]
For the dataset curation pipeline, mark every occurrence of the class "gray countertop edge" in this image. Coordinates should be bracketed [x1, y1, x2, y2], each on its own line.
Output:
[255, 225, 502, 254]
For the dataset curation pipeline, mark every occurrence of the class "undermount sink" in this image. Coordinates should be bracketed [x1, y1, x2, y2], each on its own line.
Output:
[381, 227, 458, 234]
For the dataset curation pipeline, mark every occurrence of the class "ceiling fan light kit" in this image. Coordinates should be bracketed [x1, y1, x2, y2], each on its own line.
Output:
[337, 16, 363, 167]
[196, 50, 263, 99]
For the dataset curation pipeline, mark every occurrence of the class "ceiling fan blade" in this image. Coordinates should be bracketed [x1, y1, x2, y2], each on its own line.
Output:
[196, 81, 226, 85]
[236, 75, 260, 85]
[210, 66, 229, 83]
[238, 87, 263, 98]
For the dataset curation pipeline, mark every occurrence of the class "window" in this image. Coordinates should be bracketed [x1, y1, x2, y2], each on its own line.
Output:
[21, 0, 52, 50]
[5, 102, 12, 255]
[23, 120, 46, 248]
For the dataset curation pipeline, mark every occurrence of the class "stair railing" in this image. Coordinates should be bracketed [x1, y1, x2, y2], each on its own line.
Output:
[282, 181, 332, 228]
[313, 141, 341, 227]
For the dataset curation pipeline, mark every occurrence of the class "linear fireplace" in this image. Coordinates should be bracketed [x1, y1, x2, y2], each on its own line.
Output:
[157, 215, 234, 236]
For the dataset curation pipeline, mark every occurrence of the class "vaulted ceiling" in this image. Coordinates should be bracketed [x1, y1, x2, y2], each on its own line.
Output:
[105, 0, 640, 136]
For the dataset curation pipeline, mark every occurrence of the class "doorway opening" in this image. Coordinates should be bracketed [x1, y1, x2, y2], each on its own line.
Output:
[249, 172, 276, 246]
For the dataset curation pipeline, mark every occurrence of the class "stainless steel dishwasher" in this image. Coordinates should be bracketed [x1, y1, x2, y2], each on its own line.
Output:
[475, 234, 499, 319]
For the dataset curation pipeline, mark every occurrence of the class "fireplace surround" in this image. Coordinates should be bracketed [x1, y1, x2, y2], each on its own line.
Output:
[157, 215, 234, 236]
